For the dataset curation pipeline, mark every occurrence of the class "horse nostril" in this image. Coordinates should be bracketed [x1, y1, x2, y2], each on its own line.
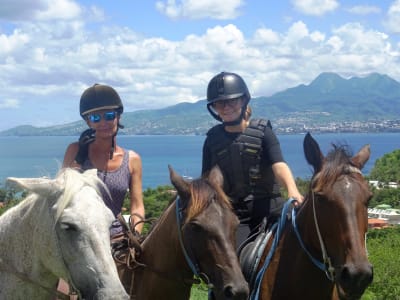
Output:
[224, 285, 234, 298]
[223, 284, 249, 300]
[340, 263, 374, 293]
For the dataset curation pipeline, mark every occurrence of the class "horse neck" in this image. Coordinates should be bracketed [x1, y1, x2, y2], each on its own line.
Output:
[141, 202, 191, 273]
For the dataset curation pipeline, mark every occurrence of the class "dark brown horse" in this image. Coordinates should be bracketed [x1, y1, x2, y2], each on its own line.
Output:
[131, 165, 249, 300]
[253, 133, 373, 300]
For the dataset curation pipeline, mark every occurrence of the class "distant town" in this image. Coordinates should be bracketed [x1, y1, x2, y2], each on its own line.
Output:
[273, 119, 400, 134]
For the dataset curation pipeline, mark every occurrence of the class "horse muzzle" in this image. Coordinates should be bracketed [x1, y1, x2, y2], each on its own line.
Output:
[336, 262, 373, 300]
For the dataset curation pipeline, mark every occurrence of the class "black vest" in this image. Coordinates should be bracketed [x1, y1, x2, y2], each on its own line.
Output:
[206, 119, 280, 204]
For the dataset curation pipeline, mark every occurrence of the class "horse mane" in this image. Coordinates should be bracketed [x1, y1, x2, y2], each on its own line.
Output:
[54, 168, 106, 222]
[184, 177, 232, 223]
[312, 143, 355, 192]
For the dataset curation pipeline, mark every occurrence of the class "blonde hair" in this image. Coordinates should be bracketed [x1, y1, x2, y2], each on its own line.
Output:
[244, 105, 252, 121]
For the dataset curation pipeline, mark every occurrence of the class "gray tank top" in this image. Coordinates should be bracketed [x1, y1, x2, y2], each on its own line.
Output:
[82, 149, 131, 217]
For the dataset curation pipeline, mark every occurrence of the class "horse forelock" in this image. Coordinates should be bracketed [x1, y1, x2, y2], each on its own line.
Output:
[184, 178, 231, 223]
[54, 168, 105, 222]
[312, 144, 355, 192]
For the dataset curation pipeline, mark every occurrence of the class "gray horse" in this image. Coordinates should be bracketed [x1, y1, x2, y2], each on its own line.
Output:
[0, 168, 129, 300]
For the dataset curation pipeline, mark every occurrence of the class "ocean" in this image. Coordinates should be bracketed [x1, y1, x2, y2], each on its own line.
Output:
[0, 133, 399, 188]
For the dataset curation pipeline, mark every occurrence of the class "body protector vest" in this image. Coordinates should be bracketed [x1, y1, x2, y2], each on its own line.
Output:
[206, 119, 282, 220]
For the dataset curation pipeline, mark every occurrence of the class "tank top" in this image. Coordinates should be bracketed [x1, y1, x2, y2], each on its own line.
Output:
[81, 149, 131, 235]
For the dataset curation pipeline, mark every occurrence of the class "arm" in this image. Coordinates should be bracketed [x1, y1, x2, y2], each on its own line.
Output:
[272, 162, 304, 204]
[62, 143, 81, 168]
[128, 150, 145, 233]
[201, 139, 212, 175]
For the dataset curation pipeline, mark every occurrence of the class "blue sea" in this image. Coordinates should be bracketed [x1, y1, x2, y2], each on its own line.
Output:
[0, 133, 399, 188]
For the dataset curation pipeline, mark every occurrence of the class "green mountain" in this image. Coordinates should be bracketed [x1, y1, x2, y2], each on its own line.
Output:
[2, 72, 400, 136]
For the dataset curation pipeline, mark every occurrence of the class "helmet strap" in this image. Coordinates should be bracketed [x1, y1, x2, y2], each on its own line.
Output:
[109, 121, 123, 160]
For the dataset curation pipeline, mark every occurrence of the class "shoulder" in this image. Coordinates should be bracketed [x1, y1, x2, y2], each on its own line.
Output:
[126, 149, 142, 172]
[63, 142, 80, 168]
[206, 123, 224, 137]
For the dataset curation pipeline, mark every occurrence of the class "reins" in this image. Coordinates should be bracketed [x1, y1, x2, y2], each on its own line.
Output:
[292, 165, 363, 281]
[251, 165, 363, 298]
[175, 196, 214, 290]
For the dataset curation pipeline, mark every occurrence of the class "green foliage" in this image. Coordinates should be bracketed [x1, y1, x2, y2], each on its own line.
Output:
[362, 227, 400, 299]
[0, 187, 25, 216]
[369, 187, 400, 208]
[369, 149, 400, 183]
[122, 185, 175, 233]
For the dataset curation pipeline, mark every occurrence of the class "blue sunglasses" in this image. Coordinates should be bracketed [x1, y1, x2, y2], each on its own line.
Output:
[87, 111, 118, 123]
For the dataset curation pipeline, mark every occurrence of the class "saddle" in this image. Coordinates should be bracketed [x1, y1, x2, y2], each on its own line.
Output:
[238, 218, 273, 290]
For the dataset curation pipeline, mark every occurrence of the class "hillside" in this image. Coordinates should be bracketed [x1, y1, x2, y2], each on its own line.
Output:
[1, 72, 400, 136]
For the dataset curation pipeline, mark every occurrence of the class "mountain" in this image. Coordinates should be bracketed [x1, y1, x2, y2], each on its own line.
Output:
[2, 72, 400, 136]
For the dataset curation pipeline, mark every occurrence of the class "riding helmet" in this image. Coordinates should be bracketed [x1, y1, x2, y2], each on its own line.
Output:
[79, 84, 124, 118]
[206, 72, 251, 123]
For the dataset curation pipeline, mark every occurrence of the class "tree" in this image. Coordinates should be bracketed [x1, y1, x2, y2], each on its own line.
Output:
[369, 149, 400, 183]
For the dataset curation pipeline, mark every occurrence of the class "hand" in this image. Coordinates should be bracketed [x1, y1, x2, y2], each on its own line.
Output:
[74, 128, 96, 165]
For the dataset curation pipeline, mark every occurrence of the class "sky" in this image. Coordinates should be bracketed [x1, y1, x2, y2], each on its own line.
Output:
[1, 0, 400, 131]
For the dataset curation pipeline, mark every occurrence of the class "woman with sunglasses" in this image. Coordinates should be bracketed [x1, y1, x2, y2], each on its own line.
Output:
[202, 72, 304, 245]
[63, 83, 145, 234]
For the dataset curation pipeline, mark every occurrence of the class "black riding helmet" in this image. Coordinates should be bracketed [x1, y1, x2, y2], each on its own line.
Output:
[206, 72, 250, 126]
[79, 83, 124, 160]
[80, 84, 124, 118]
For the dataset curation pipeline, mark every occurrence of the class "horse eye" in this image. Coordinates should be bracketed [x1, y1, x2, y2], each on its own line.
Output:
[189, 222, 203, 233]
[60, 222, 78, 231]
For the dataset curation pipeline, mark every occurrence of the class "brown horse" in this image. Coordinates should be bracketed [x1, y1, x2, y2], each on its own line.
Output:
[131, 165, 249, 300]
[253, 133, 373, 300]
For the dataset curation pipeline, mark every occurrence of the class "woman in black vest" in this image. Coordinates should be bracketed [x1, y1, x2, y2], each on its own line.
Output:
[202, 72, 304, 240]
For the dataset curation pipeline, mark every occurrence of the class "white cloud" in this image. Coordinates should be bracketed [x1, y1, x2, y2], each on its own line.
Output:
[291, 0, 339, 16]
[1, 1, 400, 131]
[346, 5, 381, 15]
[155, 0, 245, 20]
[384, 0, 400, 33]
[0, 98, 19, 109]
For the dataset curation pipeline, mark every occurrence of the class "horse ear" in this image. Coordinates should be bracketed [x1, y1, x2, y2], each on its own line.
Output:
[6, 177, 61, 196]
[351, 144, 370, 170]
[168, 165, 191, 199]
[303, 132, 324, 173]
[207, 165, 224, 189]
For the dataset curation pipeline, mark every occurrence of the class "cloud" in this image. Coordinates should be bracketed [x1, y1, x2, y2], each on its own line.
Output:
[0, 0, 82, 21]
[155, 0, 245, 20]
[346, 5, 381, 15]
[383, 0, 400, 33]
[0, 98, 19, 109]
[1, 1, 400, 131]
[291, 0, 339, 16]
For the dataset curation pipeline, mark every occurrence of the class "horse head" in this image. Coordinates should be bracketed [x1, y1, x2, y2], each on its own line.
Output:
[5, 168, 128, 300]
[169, 165, 249, 300]
[303, 133, 373, 299]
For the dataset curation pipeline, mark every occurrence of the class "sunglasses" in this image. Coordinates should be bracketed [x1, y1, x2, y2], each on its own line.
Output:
[212, 98, 241, 109]
[87, 111, 118, 123]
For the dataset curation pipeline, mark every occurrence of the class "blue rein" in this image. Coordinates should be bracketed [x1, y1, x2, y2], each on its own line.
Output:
[250, 197, 333, 299]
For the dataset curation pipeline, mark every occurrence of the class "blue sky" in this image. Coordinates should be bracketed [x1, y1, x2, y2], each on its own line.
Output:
[1, 0, 400, 131]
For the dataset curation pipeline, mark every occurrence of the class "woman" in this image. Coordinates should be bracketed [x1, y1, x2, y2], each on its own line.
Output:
[63, 83, 145, 233]
[202, 72, 303, 240]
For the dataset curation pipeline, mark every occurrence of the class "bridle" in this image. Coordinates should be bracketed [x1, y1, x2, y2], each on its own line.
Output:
[250, 165, 365, 300]
[292, 164, 364, 281]
[0, 215, 81, 300]
[175, 196, 214, 290]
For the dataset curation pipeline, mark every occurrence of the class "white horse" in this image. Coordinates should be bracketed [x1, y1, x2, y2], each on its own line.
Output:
[0, 168, 129, 300]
